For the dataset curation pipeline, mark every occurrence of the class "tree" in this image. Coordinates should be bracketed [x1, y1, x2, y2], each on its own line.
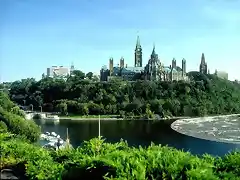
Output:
[86, 72, 93, 80]
[92, 75, 100, 82]
[71, 70, 85, 79]
[7, 70, 240, 118]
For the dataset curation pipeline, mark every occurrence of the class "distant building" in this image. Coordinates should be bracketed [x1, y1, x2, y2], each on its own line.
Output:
[100, 36, 188, 82]
[234, 79, 240, 84]
[100, 36, 145, 81]
[199, 53, 208, 74]
[100, 65, 110, 81]
[214, 70, 228, 80]
[144, 46, 187, 81]
[46, 66, 69, 78]
[70, 62, 75, 75]
[101, 58, 144, 81]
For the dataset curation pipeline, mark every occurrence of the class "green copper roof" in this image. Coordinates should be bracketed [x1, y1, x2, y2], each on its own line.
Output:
[136, 36, 141, 48]
[201, 53, 205, 64]
[151, 44, 156, 55]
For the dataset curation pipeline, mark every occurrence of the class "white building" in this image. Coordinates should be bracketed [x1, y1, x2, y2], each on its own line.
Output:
[214, 70, 228, 80]
[46, 66, 69, 78]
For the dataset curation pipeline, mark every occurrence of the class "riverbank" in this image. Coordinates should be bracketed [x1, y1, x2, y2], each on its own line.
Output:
[59, 115, 123, 120]
[59, 115, 191, 121]
[59, 114, 237, 121]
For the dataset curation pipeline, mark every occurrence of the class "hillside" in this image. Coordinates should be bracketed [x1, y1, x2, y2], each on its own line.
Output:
[7, 71, 240, 118]
[0, 91, 40, 142]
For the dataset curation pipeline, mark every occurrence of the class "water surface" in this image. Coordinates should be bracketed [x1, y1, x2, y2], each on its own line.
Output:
[172, 115, 240, 144]
[34, 119, 239, 156]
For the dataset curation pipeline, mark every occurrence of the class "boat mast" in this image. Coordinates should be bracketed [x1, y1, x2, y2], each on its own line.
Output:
[66, 128, 70, 148]
[98, 114, 101, 139]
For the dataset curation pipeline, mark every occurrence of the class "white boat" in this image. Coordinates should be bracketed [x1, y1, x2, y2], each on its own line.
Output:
[42, 115, 60, 123]
[51, 132, 57, 136]
[25, 113, 32, 120]
[43, 141, 70, 150]
[40, 128, 72, 150]
[40, 132, 67, 149]
[40, 132, 64, 143]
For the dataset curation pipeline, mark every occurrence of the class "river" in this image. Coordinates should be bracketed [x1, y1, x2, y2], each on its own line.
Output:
[34, 118, 240, 156]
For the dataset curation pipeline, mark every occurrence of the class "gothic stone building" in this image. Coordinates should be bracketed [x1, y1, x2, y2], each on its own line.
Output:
[100, 36, 188, 82]
[199, 53, 208, 74]
[144, 45, 187, 81]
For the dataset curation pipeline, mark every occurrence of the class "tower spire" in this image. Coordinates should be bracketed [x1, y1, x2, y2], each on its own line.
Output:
[70, 61, 75, 75]
[201, 53, 205, 64]
[136, 36, 141, 48]
[151, 43, 156, 55]
[199, 53, 207, 74]
[134, 33, 142, 67]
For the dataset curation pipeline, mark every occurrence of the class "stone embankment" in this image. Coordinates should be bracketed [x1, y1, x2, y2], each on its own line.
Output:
[60, 117, 123, 121]
[59, 116, 190, 121]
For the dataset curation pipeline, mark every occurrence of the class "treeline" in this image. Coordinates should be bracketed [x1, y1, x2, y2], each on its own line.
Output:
[7, 70, 240, 118]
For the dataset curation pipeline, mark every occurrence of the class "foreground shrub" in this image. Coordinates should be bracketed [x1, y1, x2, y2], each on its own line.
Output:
[214, 151, 240, 179]
[0, 134, 64, 180]
[55, 138, 240, 180]
[0, 121, 8, 133]
[0, 92, 15, 111]
[1, 135, 240, 180]
[0, 107, 40, 142]
[0, 92, 41, 142]
[10, 106, 25, 118]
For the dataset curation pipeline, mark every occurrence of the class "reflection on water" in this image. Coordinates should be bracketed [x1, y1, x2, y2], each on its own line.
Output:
[34, 119, 239, 156]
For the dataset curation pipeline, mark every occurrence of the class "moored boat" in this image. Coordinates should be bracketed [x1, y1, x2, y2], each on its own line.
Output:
[41, 115, 60, 124]
[40, 131, 71, 150]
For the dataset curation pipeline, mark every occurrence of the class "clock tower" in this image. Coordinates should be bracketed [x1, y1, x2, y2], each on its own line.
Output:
[134, 36, 142, 67]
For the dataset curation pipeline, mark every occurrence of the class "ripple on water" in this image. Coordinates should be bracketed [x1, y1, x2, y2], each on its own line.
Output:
[171, 114, 240, 144]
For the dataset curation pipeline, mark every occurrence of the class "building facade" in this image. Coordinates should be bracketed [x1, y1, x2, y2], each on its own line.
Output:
[100, 36, 188, 82]
[46, 66, 69, 78]
[144, 47, 187, 81]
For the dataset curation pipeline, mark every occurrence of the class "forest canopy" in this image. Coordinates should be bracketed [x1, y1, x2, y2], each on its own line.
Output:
[4, 70, 240, 118]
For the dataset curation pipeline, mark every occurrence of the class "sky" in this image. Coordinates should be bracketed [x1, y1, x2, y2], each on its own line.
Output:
[0, 0, 240, 82]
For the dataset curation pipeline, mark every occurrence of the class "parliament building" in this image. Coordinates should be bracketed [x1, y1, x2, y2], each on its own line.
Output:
[100, 36, 188, 82]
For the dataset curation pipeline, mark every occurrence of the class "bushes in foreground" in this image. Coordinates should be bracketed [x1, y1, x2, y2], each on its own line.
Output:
[0, 91, 41, 142]
[0, 133, 239, 180]
[0, 108, 40, 142]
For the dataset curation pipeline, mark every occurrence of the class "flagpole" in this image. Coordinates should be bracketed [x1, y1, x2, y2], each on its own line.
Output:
[98, 114, 101, 139]
[66, 127, 70, 148]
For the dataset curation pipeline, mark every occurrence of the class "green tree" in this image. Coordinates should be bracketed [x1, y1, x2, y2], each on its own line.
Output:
[7, 70, 240, 118]
[86, 72, 93, 79]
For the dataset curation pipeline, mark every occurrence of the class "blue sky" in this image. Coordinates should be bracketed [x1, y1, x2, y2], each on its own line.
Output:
[0, 0, 240, 82]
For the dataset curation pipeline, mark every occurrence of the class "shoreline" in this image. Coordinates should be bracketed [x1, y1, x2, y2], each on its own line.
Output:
[59, 116, 191, 121]
[60, 117, 124, 120]
[59, 114, 240, 121]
